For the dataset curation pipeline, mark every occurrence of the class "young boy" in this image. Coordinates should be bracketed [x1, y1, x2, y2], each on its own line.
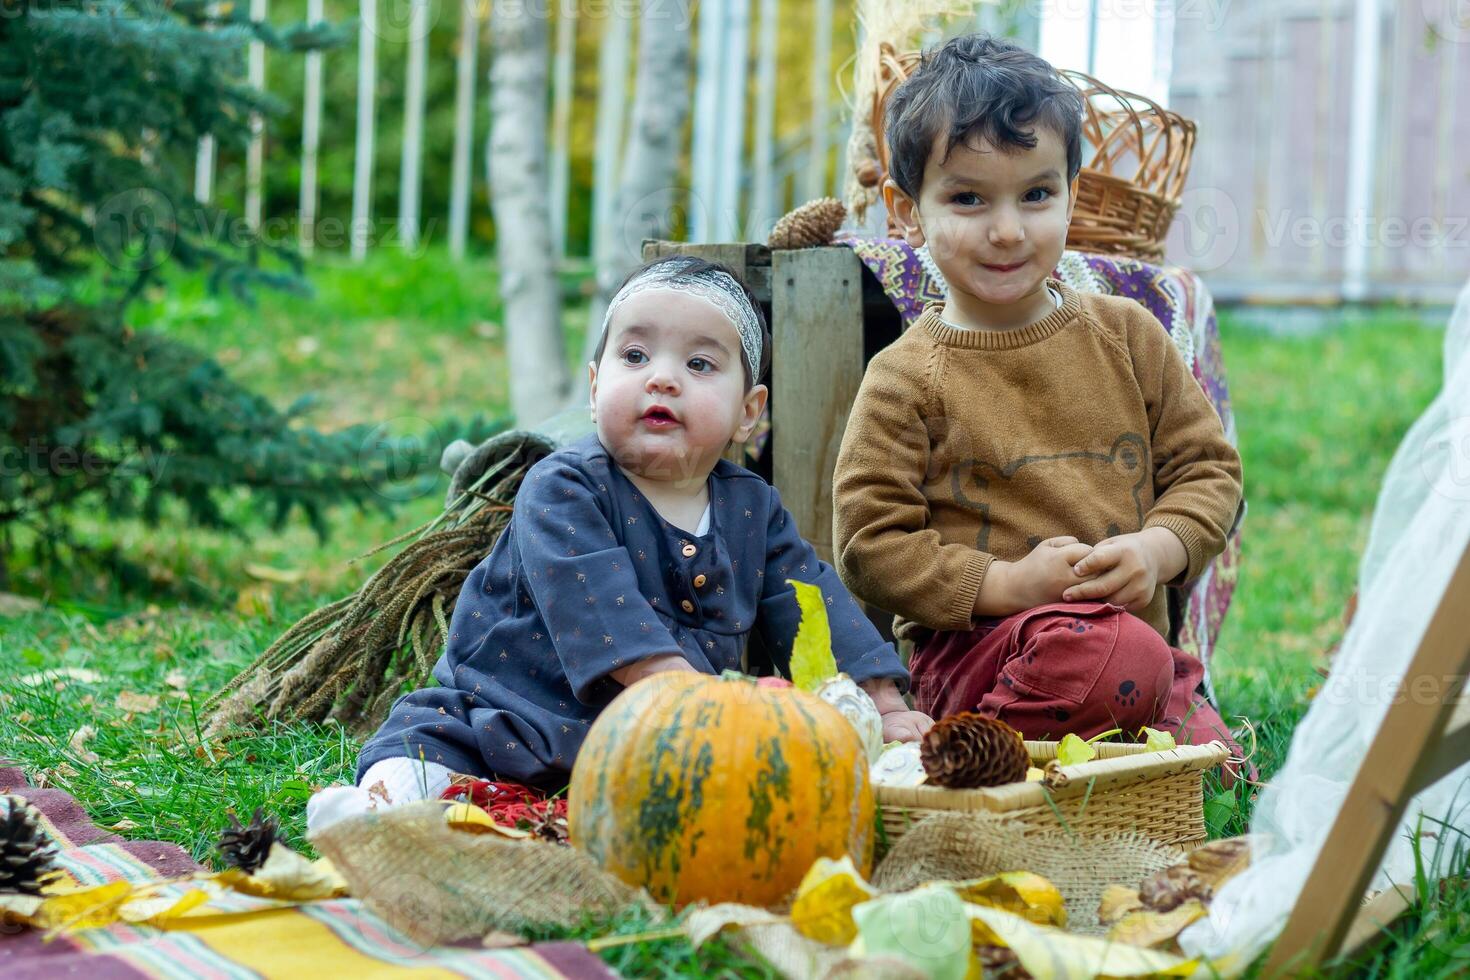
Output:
[832, 34, 1247, 775]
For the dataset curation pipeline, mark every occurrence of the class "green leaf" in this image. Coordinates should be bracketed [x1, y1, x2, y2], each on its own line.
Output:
[852, 885, 973, 980]
[1204, 790, 1237, 837]
[1056, 732, 1096, 766]
[787, 579, 837, 692]
[1140, 726, 1178, 752]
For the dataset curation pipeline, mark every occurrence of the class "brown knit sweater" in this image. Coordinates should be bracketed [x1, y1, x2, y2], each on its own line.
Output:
[832, 279, 1243, 644]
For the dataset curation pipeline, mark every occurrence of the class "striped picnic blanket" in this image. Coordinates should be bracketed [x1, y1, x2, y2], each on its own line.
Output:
[0, 766, 613, 979]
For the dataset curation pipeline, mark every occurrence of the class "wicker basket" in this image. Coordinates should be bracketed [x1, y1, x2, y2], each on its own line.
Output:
[1059, 69, 1196, 262]
[878, 739, 1229, 850]
[865, 48, 1197, 262]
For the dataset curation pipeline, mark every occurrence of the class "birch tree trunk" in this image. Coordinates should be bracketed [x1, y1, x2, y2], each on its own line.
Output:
[571, 0, 692, 403]
[489, 2, 569, 424]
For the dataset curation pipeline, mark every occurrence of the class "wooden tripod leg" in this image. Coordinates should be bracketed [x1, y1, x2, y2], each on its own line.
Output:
[1262, 539, 1470, 976]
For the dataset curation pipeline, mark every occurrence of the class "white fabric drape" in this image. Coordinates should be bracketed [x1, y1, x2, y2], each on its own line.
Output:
[1181, 278, 1470, 972]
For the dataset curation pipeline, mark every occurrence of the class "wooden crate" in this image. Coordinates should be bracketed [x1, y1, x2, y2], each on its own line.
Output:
[878, 739, 1230, 850]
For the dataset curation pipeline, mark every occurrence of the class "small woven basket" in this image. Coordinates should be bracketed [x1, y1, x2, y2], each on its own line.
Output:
[1059, 69, 1196, 262]
[877, 739, 1229, 850]
[866, 49, 1197, 261]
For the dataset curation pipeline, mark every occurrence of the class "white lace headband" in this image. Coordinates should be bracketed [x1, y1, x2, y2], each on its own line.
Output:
[600, 259, 764, 380]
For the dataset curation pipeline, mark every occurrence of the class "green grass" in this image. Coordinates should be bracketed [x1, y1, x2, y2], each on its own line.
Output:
[0, 257, 1458, 975]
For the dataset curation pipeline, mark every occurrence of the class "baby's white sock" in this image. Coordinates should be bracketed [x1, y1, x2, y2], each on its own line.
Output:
[305, 757, 456, 834]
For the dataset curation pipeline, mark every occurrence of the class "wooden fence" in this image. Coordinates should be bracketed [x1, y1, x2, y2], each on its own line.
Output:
[1167, 0, 1470, 304]
[188, 1, 1044, 263]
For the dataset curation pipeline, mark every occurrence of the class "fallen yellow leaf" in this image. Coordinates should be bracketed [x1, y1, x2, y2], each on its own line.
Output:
[787, 579, 837, 692]
[243, 562, 306, 584]
[965, 903, 1197, 979]
[118, 888, 213, 925]
[954, 871, 1067, 928]
[1107, 900, 1208, 949]
[445, 803, 532, 838]
[68, 725, 100, 764]
[234, 584, 274, 619]
[16, 667, 101, 687]
[1096, 884, 1145, 926]
[0, 893, 44, 924]
[851, 885, 978, 980]
[1056, 733, 1095, 766]
[790, 855, 879, 945]
[216, 843, 348, 901]
[38, 880, 135, 932]
[1140, 727, 1178, 752]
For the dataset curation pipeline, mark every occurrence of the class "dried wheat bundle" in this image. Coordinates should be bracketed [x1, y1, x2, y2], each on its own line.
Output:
[841, 0, 978, 222]
[202, 432, 555, 737]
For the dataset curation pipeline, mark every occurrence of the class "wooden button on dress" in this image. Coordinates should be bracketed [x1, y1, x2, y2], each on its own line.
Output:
[681, 600, 695, 613]
[693, 574, 707, 588]
[681, 544, 697, 558]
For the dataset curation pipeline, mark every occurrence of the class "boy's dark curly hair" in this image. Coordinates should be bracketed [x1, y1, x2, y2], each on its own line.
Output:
[885, 33, 1085, 201]
[592, 256, 772, 390]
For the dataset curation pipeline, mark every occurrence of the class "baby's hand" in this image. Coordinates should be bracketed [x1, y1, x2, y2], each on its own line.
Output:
[985, 536, 1096, 614]
[859, 677, 933, 743]
[1063, 529, 1184, 611]
[880, 708, 934, 743]
[610, 653, 697, 687]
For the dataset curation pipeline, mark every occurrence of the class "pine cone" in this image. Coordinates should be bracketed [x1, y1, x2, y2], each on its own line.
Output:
[0, 796, 59, 895]
[768, 197, 847, 250]
[919, 713, 1030, 789]
[216, 807, 280, 874]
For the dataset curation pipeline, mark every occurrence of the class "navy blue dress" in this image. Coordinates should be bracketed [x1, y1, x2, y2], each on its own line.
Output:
[359, 435, 908, 788]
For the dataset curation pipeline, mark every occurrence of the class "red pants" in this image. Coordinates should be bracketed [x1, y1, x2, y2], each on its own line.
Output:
[911, 602, 1250, 787]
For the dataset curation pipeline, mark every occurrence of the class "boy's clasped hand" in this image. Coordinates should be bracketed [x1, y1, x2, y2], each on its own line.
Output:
[981, 527, 1190, 617]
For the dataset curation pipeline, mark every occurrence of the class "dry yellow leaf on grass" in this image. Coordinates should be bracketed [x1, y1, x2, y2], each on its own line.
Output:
[234, 584, 274, 619]
[216, 843, 348, 900]
[964, 903, 1197, 979]
[790, 855, 879, 945]
[954, 871, 1067, 928]
[68, 725, 100, 764]
[244, 562, 306, 584]
[15, 667, 101, 687]
[115, 691, 160, 714]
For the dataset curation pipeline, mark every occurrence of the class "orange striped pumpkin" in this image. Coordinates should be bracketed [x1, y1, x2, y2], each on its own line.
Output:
[568, 670, 875, 908]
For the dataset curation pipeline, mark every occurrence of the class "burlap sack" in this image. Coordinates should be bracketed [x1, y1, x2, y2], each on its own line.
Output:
[312, 800, 1185, 968]
[870, 810, 1185, 935]
[311, 801, 663, 947]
